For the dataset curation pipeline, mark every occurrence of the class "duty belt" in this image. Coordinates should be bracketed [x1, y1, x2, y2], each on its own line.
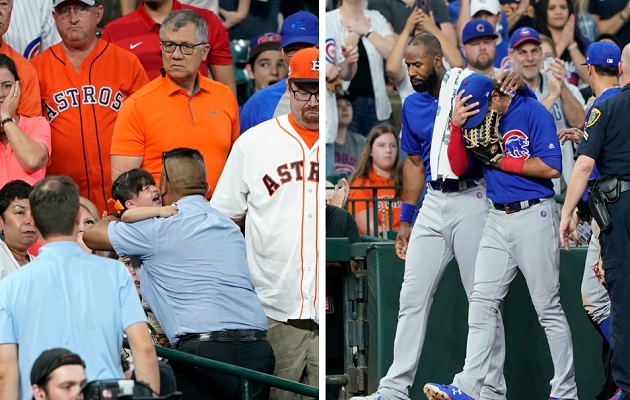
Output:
[177, 330, 267, 348]
[427, 179, 477, 193]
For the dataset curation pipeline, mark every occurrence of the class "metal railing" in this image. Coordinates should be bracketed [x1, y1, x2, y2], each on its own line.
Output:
[342, 184, 402, 239]
[124, 340, 319, 399]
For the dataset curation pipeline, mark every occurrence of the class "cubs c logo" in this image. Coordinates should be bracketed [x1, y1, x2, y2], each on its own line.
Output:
[326, 38, 336, 64]
[504, 130, 530, 159]
[476, 23, 486, 32]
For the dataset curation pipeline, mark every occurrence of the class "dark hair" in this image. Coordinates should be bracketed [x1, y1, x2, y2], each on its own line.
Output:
[0, 180, 32, 219]
[348, 125, 403, 197]
[534, 0, 587, 56]
[162, 147, 208, 196]
[0, 54, 20, 81]
[593, 65, 619, 77]
[30, 176, 79, 239]
[596, 33, 621, 48]
[111, 169, 156, 205]
[408, 32, 443, 58]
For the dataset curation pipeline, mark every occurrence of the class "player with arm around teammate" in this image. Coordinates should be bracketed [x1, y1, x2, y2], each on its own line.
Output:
[350, 32, 509, 400]
[424, 73, 577, 400]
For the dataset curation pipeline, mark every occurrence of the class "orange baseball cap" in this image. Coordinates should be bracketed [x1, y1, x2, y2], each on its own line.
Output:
[288, 48, 319, 83]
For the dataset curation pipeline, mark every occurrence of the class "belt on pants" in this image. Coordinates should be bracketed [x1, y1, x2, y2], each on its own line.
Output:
[493, 199, 541, 214]
[427, 179, 478, 193]
[177, 330, 267, 348]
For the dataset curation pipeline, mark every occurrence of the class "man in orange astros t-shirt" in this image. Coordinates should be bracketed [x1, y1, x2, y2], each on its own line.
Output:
[210, 47, 319, 399]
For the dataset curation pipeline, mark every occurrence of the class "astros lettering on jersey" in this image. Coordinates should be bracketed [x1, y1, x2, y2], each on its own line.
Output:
[31, 40, 149, 214]
[211, 114, 320, 323]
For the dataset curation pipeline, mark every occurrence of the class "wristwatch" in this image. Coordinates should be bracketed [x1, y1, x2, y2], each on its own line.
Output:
[365, 28, 374, 38]
[0, 117, 15, 127]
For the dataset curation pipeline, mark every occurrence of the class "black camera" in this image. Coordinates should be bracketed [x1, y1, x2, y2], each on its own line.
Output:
[82, 380, 181, 400]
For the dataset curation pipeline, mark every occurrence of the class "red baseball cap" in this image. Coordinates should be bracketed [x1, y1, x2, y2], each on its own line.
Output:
[288, 48, 319, 83]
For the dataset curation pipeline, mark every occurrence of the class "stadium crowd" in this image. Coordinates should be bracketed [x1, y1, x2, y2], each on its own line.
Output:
[0, 0, 319, 400]
[326, 0, 630, 400]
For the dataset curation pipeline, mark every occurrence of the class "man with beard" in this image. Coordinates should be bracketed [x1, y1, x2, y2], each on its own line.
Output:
[508, 27, 585, 195]
[211, 47, 319, 399]
[462, 19, 499, 76]
[350, 32, 517, 400]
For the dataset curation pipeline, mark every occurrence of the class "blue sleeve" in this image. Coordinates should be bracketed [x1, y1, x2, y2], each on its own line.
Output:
[529, 103, 562, 172]
[448, 1, 459, 24]
[399, 98, 424, 155]
[109, 219, 157, 259]
[239, 82, 285, 134]
[0, 288, 15, 344]
[117, 263, 148, 331]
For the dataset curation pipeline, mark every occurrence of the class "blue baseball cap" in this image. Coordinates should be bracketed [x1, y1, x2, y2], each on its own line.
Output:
[458, 73, 495, 129]
[509, 27, 541, 49]
[581, 42, 621, 66]
[462, 19, 498, 45]
[280, 11, 319, 48]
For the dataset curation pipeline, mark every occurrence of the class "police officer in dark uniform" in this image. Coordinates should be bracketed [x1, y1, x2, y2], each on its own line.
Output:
[560, 43, 630, 400]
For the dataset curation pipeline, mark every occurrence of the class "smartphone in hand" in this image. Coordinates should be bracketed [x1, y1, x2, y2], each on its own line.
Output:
[416, 0, 432, 15]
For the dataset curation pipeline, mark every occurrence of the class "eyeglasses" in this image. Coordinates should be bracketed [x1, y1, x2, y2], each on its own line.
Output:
[55, 4, 94, 18]
[289, 88, 319, 102]
[160, 41, 207, 55]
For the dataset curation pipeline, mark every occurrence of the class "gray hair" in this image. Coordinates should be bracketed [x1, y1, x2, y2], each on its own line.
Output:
[159, 10, 208, 44]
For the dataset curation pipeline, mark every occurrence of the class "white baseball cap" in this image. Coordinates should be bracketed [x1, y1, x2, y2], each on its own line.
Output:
[52, 0, 98, 8]
[470, 0, 501, 16]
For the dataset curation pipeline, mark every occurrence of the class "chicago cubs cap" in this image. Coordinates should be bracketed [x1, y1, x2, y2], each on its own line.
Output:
[280, 11, 319, 48]
[581, 42, 621, 66]
[288, 47, 319, 83]
[248, 33, 282, 64]
[458, 73, 495, 129]
[510, 27, 541, 49]
[31, 348, 85, 386]
[470, 0, 501, 16]
[53, 0, 97, 7]
[462, 19, 499, 44]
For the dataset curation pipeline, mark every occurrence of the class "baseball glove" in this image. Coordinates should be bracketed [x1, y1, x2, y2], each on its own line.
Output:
[462, 109, 505, 166]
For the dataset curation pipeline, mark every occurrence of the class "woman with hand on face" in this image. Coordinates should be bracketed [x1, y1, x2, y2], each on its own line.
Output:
[535, 0, 590, 85]
[348, 124, 403, 237]
[0, 180, 38, 279]
[0, 54, 51, 189]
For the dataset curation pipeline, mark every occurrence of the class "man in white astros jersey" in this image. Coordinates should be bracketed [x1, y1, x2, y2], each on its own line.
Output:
[211, 47, 319, 398]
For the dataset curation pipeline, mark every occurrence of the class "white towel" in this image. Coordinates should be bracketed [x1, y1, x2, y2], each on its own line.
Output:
[429, 68, 473, 180]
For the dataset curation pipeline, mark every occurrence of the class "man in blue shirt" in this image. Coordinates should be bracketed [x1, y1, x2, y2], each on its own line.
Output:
[425, 73, 577, 400]
[0, 176, 159, 400]
[84, 147, 274, 400]
[238, 11, 318, 134]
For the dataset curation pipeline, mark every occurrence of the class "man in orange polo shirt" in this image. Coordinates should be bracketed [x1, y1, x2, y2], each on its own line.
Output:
[0, 0, 41, 117]
[110, 9, 238, 197]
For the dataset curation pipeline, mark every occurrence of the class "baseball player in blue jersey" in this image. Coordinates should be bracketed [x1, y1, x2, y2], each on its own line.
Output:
[424, 73, 577, 400]
[350, 32, 512, 400]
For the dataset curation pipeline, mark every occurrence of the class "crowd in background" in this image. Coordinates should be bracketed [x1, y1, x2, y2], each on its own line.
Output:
[325, 0, 630, 238]
[0, 0, 320, 399]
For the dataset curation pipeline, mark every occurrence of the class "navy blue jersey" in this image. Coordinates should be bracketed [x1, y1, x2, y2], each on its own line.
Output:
[578, 85, 630, 181]
[484, 95, 562, 203]
[401, 90, 482, 181]
[580, 86, 621, 201]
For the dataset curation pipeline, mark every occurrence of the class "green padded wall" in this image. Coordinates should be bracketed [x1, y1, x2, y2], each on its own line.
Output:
[364, 243, 604, 399]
